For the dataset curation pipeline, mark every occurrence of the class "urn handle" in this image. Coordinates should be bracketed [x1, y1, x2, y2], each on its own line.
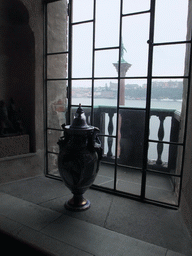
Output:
[93, 127, 102, 161]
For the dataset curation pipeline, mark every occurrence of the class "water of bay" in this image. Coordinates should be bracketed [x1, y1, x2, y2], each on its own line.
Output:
[73, 97, 182, 111]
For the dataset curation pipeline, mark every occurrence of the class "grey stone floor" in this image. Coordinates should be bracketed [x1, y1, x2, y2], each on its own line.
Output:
[0, 175, 192, 256]
[50, 162, 179, 205]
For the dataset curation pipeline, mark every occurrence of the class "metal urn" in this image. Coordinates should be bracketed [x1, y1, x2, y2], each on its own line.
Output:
[58, 104, 102, 211]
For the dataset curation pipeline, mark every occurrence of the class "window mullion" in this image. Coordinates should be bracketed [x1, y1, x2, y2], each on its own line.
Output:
[91, 0, 96, 125]
[141, 0, 156, 200]
[113, 0, 124, 191]
[67, 0, 73, 125]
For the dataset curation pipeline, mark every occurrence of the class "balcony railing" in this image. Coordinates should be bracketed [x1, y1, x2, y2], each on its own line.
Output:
[71, 106, 180, 173]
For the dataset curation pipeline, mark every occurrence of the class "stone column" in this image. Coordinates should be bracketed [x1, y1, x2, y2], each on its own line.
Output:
[113, 62, 131, 105]
[113, 62, 131, 157]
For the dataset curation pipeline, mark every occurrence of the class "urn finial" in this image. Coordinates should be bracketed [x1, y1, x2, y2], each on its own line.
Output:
[70, 103, 89, 129]
[58, 104, 102, 211]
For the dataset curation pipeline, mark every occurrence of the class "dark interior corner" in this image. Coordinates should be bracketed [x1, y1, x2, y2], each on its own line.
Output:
[0, 230, 50, 256]
[0, 0, 36, 152]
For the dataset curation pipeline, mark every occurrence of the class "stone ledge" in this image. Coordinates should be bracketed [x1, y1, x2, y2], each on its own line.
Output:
[0, 153, 36, 162]
[0, 135, 29, 158]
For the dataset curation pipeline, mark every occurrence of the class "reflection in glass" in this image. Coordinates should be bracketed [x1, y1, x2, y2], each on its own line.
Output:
[154, 0, 188, 43]
[47, 130, 63, 154]
[47, 1, 68, 53]
[47, 81, 67, 129]
[123, 0, 150, 14]
[116, 166, 142, 195]
[73, 0, 93, 23]
[93, 162, 114, 189]
[152, 44, 187, 77]
[47, 54, 68, 79]
[48, 153, 60, 177]
[95, 50, 119, 78]
[122, 14, 150, 77]
[72, 23, 93, 78]
[95, 0, 120, 48]
[145, 172, 180, 205]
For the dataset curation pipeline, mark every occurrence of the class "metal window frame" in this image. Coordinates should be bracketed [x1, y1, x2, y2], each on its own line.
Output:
[44, 0, 192, 209]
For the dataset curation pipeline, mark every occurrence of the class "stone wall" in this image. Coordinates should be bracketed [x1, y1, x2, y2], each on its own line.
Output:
[0, 0, 35, 151]
[0, 0, 44, 183]
[46, 0, 68, 175]
[0, 0, 68, 182]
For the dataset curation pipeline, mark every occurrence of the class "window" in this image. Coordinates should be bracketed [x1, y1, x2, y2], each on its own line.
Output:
[44, 0, 192, 208]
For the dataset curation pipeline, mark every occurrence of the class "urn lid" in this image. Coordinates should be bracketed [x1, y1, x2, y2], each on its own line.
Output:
[65, 104, 94, 132]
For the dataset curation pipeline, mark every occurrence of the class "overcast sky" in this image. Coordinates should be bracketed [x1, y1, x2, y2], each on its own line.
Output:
[71, 0, 188, 87]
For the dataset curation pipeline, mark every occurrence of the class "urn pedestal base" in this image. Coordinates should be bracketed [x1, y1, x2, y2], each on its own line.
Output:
[64, 194, 91, 211]
[58, 105, 102, 212]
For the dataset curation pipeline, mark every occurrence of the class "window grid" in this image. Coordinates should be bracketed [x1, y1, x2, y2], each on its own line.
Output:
[44, 0, 192, 209]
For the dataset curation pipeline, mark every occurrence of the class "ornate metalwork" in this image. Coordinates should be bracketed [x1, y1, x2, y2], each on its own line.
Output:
[58, 104, 102, 211]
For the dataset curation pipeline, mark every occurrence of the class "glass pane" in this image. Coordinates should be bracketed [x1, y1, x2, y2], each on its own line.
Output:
[47, 129, 63, 154]
[116, 166, 142, 195]
[95, 49, 119, 78]
[122, 79, 147, 108]
[47, 81, 67, 129]
[148, 142, 183, 175]
[47, 1, 68, 53]
[71, 80, 92, 106]
[149, 111, 181, 144]
[97, 136, 116, 162]
[154, 0, 188, 43]
[95, 0, 120, 48]
[149, 115, 171, 142]
[118, 109, 145, 168]
[48, 153, 60, 177]
[47, 54, 68, 79]
[123, 0, 150, 14]
[179, 78, 190, 143]
[93, 162, 115, 189]
[94, 105, 117, 136]
[152, 44, 187, 77]
[72, 23, 93, 78]
[70, 106, 91, 125]
[122, 13, 150, 77]
[146, 172, 180, 205]
[93, 80, 118, 107]
[73, 0, 93, 23]
[150, 79, 183, 112]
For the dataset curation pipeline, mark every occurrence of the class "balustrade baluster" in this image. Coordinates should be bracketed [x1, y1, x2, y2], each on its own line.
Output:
[107, 111, 114, 157]
[156, 115, 166, 165]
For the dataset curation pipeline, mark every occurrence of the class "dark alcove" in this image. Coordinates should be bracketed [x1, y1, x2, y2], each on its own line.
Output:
[0, 0, 35, 152]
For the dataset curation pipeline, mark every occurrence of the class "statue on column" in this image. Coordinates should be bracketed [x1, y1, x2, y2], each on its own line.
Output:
[120, 40, 127, 63]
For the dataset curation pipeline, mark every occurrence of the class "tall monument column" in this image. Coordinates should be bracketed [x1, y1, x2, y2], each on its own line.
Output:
[113, 41, 131, 105]
[113, 41, 131, 157]
[113, 62, 131, 105]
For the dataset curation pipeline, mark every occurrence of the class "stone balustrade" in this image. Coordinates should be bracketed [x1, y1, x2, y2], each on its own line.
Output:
[71, 106, 180, 172]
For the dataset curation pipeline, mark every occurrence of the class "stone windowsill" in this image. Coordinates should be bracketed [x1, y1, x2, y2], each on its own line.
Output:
[0, 153, 37, 162]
